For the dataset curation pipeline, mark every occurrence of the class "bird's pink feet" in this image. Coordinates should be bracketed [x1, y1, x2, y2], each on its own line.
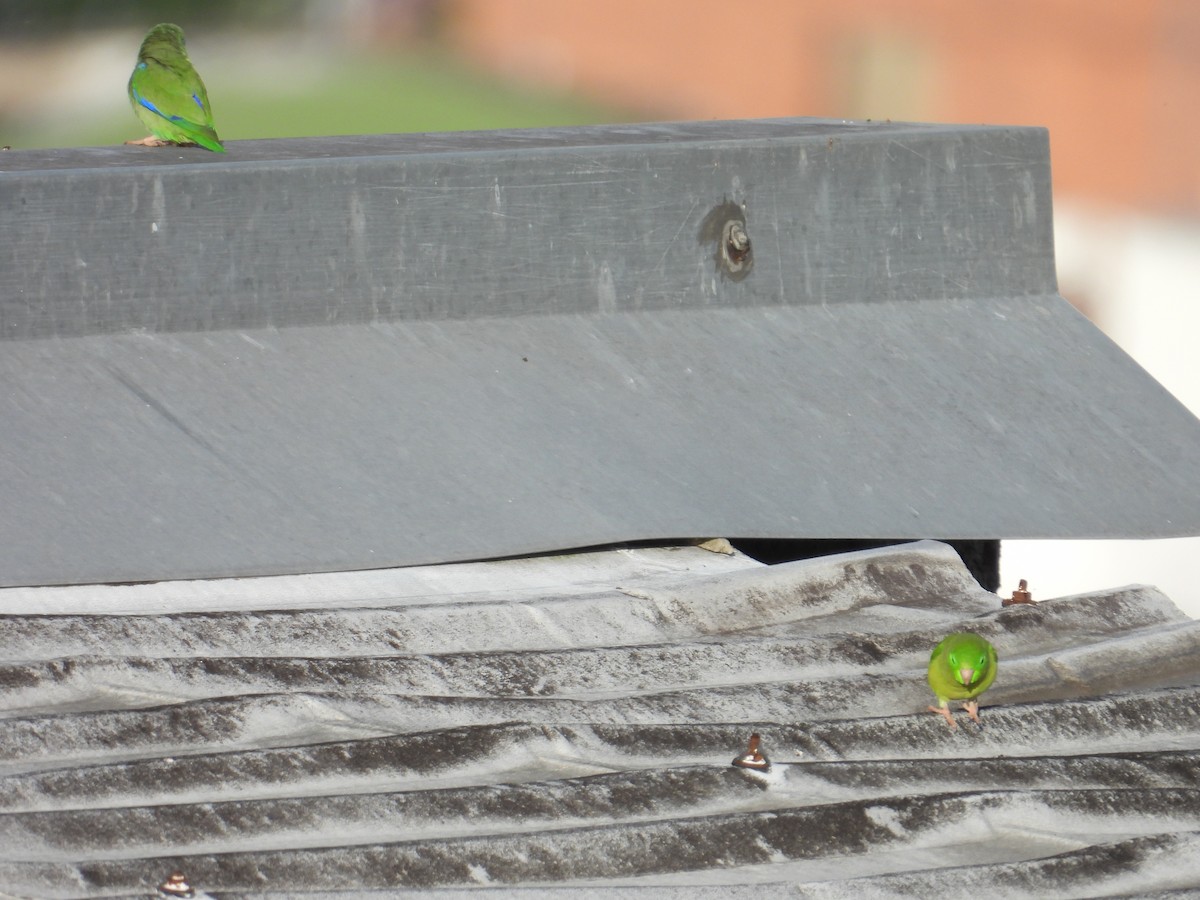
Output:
[963, 700, 982, 726]
[928, 704, 957, 730]
[125, 136, 171, 147]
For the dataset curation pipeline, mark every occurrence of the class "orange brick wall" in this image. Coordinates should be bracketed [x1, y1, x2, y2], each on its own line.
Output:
[445, 0, 1200, 213]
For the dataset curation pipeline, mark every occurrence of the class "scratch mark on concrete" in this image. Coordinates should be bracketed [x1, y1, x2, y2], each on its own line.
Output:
[655, 200, 698, 272]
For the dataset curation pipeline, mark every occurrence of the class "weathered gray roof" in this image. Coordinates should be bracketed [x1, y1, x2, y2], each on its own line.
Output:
[1, 540, 1197, 896]
[4, 120, 1200, 587]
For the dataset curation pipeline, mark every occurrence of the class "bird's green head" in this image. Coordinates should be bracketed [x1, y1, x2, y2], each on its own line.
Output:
[948, 644, 990, 687]
[137, 23, 188, 61]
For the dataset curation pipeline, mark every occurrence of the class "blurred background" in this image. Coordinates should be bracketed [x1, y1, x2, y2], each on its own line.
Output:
[3, 0, 1199, 615]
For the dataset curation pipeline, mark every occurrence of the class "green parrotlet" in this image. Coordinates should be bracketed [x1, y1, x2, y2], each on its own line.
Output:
[927, 632, 997, 729]
[126, 23, 224, 153]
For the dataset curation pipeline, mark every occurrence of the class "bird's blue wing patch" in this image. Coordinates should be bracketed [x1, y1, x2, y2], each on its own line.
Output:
[134, 86, 195, 125]
[191, 93, 205, 112]
[133, 88, 162, 117]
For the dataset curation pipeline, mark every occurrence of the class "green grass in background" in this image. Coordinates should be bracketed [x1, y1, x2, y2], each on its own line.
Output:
[217, 53, 630, 139]
[11, 47, 635, 150]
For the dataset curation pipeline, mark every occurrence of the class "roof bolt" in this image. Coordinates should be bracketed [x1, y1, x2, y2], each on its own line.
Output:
[698, 200, 754, 281]
[732, 732, 771, 771]
[1002, 578, 1035, 606]
[727, 221, 750, 253]
[722, 219, 752, 271]
[158, 872, 195, 898]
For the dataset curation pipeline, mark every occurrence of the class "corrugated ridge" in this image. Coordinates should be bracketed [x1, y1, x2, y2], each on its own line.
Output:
[1, 789, 1197, 895]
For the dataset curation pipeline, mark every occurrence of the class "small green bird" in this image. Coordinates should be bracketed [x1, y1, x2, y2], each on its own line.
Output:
[927, 632, 997, 730]
[126, 24, 224, 153]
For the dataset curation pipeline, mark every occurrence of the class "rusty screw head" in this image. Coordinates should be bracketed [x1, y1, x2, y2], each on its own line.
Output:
[159, 872, 194, 898]
[732, 732, 771, 771]
[1002, 578, 1034, 606]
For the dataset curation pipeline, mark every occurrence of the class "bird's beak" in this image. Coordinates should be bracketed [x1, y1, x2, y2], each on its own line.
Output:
[959, 668, 975, 685]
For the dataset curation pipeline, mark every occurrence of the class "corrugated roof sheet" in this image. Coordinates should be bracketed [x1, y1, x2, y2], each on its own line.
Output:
[2, 541, 1197, 896]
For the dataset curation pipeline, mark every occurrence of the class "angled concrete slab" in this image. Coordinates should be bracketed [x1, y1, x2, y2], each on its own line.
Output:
[3, 120, 1200, 585]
